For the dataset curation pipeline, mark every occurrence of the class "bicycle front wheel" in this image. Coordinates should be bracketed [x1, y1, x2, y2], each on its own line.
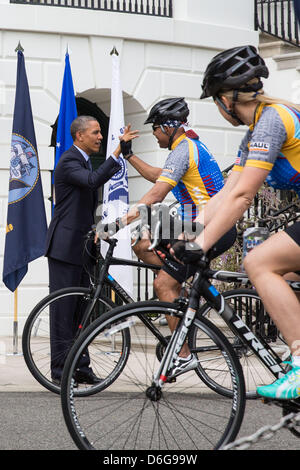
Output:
[61, 301, 245, 450]
[22, 286, 128, 396]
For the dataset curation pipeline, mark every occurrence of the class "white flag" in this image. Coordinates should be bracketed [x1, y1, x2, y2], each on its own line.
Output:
[101, 50, 133, 296]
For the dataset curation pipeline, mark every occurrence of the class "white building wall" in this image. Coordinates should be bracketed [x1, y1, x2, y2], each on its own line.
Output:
[0, 0, 260, 335]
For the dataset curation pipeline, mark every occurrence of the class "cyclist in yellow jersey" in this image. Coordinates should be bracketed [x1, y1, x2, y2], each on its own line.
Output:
[170, 45, 300, 398]
[99, 98, 236, 375]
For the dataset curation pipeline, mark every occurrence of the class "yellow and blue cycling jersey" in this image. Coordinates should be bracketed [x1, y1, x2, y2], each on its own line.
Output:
[233, 102, 300, 197]
[157, 133, 224, 220]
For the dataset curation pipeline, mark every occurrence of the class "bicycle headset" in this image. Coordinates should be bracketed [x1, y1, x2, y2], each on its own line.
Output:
[144, 97, 189, 150]
[200, 45, 269, 125]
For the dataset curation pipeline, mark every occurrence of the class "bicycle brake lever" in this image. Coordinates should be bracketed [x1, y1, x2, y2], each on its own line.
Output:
[148, 219, 161, 250]
[131, 223, 143, 247]
[137, 204, 151, 227]
[147, 203, 166, 250]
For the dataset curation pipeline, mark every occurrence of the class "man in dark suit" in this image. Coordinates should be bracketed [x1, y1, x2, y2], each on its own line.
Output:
[45, 115, 137, 384]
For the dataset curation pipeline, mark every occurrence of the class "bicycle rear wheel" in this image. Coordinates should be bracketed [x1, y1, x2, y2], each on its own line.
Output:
[22, 286, 129, 396]
[61, 301, 245, 450]
[194, 288, 289, 399]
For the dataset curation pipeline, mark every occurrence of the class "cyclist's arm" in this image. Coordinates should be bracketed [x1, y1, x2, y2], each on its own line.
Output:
[126, 154, 162, 183]
[195, 106, 287, 239]
[123, 142, 189, 224]
[194, 166, 269, 252]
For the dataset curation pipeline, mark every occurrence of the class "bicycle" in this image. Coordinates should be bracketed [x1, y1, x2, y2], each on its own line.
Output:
[23, 223, 288, 399]
[59, 203, 300, 450]
[22, 230, 162, 396]
[23, 197, 299, 398]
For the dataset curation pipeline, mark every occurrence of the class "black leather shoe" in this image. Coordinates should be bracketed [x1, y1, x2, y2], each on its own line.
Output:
[52, 377, 78, 387]
[52, 377, 61, 386]
[73, 370, 102, 385]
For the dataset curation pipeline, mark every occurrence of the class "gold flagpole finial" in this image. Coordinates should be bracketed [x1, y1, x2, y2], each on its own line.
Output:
[15, 41, 24, 53]
[110, 46, 119, 56]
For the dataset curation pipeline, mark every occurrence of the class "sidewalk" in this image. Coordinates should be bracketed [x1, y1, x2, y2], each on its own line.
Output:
[0, 336, 45, 392]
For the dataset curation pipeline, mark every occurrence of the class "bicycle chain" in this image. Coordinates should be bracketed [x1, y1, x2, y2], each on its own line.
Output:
[222, 411, 300, 450]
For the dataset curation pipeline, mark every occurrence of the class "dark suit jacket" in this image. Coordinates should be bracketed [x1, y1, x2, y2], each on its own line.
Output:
[45, 145, 120, 266]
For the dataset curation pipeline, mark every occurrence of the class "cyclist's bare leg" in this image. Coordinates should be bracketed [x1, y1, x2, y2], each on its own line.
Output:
[132, 238, 162, 268]
[283, 272, 300, 302]
[153, 269, 191, 358]
[244, 231, 300, 357]
[133, 238, 191, 357]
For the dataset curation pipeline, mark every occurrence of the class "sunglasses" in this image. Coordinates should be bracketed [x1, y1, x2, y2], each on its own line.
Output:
[152, 124, 161, 131]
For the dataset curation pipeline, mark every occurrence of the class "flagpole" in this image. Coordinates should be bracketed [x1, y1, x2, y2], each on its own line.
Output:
[101, 45, 134, 296]
[110, 46, 119, 56]
[13, 288, 18, 354]
[15, 41, 24, 53]
[8, 40, 23, 356]
[12, 41, 21, 356]
[10, 39, 23, 357]
[12, 42, 21, 355]
[5, 288, 22, 356]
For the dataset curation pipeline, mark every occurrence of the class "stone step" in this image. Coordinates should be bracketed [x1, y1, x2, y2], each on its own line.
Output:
[273, 50, 300, 70]
[258, 32, 300, 70]
[259, 32, 299, 58]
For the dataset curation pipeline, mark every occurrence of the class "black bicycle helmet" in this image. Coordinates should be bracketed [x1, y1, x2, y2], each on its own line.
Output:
[144, 97, 189, 125]
[200, 45, 269, 99]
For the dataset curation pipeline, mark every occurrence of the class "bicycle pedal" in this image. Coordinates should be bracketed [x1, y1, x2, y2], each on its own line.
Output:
[166, 377, 177, 383]
[261, 398, 272, 405]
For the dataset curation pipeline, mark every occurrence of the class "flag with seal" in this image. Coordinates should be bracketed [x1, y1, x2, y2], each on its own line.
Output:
[2, 47, 47, 292]
[101, 48, 133, 295]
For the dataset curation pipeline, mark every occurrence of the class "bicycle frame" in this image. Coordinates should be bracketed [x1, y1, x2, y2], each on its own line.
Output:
[94, 241, 257, 361]
[146, 265, 251, 389]
[194, 269, 286, 379]
[152, 264, 300, 393]
[80, 227, 298, 385]
[76, 238, 166, 342]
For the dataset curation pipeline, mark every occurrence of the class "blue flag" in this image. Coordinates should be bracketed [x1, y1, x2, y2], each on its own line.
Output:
[54, 52, 77, 172]
[2, 50, 48, 292]
[295, 0, 300, 24]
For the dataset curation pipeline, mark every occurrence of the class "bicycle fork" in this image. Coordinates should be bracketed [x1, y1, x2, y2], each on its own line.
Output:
[149, 280, 201, 394]
[152, 306, 197, 389]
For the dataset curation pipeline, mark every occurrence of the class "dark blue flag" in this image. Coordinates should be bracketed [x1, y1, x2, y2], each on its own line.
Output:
[295, 0, 300, 24]
[2, 49, 48, 292]
[54, 52, 77, 172]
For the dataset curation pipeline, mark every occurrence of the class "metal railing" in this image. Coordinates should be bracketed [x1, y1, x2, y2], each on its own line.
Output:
[9, 0, 173, 16]
[255, 0, 300, 47]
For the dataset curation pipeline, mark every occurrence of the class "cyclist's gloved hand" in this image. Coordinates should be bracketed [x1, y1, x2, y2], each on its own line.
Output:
[169, 240, 204, 264]
[120, 139, 133, 159]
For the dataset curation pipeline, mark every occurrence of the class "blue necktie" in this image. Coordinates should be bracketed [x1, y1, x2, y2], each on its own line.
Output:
[87, 158, 92, 171]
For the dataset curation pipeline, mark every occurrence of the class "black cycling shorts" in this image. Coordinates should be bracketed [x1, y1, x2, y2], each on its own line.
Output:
[285, 221, 300, 275]
[285, 221, 300, 246]
[159, 226, 237, 284]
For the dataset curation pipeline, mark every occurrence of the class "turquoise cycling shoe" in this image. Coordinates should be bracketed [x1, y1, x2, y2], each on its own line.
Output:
[257, 364, 300, 400]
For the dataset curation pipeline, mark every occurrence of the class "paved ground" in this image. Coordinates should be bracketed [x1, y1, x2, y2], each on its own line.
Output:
[0, 336, 299, 452]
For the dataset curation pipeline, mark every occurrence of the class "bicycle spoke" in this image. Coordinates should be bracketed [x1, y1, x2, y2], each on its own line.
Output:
[61, 304, 245, 450]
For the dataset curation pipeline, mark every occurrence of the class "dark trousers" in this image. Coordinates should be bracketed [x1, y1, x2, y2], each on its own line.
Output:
[48, 257, 92, 380]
